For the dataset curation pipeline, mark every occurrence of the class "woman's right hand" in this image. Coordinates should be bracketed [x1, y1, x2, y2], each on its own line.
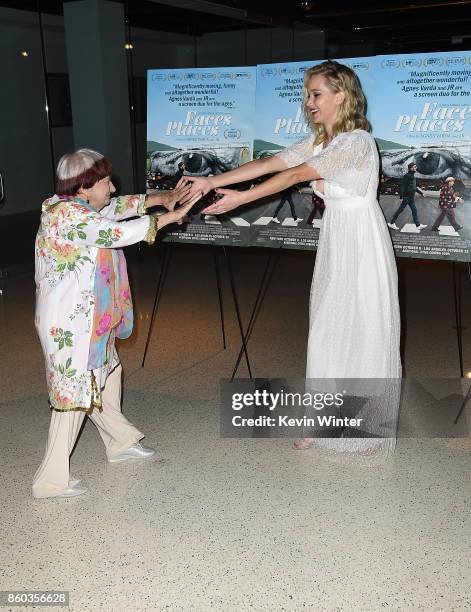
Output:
[185, 176, 215, 199]
[159, 192, 202, 227]
[159, 179, 192, 211]
[167, 192, 201, 225]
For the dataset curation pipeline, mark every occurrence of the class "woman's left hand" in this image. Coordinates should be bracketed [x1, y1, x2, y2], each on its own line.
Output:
[202, 189, 245, 215]
[159, 179, 193, 211]
[173, 192, 202, 224]
[157, 192, 203, 229]
[146, 179, 192, 212]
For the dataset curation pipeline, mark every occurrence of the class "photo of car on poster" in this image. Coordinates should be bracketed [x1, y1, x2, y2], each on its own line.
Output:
[147, 146, 251, 189]
[146, 145, 253, 220]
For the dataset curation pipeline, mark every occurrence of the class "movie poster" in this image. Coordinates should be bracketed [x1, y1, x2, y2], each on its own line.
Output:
[370, 51, 471, 260]
[248, 59, 319, 251]
[147, 66, 256, 247]
[146, 53, 471, 261]
[248, 57, 375, 250]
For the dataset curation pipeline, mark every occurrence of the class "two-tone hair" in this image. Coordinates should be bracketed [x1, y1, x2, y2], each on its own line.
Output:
[55, 148, 112, 196]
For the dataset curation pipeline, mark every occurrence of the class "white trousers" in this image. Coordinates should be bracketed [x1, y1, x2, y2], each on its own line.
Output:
[32, 365, 143, 498]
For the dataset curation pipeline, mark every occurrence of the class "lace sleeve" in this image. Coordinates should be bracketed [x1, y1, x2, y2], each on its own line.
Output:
[305, 131, 375, 197]
[275, 136, 315, 169]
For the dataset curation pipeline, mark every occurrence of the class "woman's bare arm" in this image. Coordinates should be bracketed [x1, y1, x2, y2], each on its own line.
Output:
[185, 155, 289, 199]
[203, 162, 321, 214]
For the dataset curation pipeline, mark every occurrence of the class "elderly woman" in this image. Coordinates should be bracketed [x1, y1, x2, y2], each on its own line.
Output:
[33, 148, 199, 499]
[432, 176, 463, 232]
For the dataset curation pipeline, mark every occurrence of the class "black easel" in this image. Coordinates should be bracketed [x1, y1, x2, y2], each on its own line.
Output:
[0, 274, 5, 350]
[141, 244, 252, 375]
[0, 177, 6, 347]
[141, 243, 172, 367]
[223, 246, 253, 379]
[231, 246, 283, 381]
[213, 247, 226, 350]
[454, 261, 471, 424]
[452, 261, 464, 378]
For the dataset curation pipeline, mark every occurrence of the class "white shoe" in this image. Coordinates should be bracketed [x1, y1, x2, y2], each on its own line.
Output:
[56, 483, 88, 498]
[108, 442, 155, 464]
[417, 224, 427, 230]
[272, 217, 280, 223]
[388, 222, 399, 230]
[295, 218, 303, 223]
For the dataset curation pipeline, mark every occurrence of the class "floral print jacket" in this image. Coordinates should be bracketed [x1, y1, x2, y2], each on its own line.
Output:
[439, 184, 458, 209]
[35, 193, 157, 412]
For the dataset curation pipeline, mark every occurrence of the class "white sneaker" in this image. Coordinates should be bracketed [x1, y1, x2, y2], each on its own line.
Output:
[108, 442, 155, 464]
[295, 218, 303, 223]
[56, 483, 88, 498]
[388, 222, 399, 230]
[417, 224, 427, 230]
[272, 217, 280, 223]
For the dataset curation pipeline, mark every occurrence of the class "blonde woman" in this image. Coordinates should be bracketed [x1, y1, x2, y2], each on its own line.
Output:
[186, 60, 401, 453]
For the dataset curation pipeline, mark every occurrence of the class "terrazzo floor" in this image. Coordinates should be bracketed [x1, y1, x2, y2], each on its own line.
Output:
[0, 246, 470, 612]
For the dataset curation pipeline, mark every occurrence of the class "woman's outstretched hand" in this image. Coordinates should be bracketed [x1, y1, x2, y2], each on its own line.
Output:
[202, 188, 245, 215]
[157, 191, 202, 229]
[146, 178, 194, 211]
[184, 176, 215, 200]
[160, 178, 193, 211]
[172, 192, 202, 224]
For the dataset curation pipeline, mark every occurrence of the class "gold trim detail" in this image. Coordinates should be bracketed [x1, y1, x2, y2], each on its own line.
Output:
[49, 371, 103, 414]
[90, 369, 102, 411]
[144, 215, 159, 244]
[137, 193, 148, 216]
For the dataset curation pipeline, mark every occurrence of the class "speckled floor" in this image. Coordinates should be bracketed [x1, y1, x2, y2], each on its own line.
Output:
[0, 246, 470, 612]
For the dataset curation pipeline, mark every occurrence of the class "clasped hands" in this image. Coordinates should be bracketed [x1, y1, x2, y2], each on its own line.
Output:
[180, 176, 245, 215]
[146, 178, 200, 225]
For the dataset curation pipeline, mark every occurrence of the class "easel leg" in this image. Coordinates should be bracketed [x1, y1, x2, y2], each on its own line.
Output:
[212, 247, 226, 350]
[231, 247, 282, 381]
[0, 279, 5, 349]
[222, 246, 253, 380]
[452, 261, 464, 377]
[141, 244, 172, 367]
[454, 380, 470, 425]
[454, 262, 471, 424]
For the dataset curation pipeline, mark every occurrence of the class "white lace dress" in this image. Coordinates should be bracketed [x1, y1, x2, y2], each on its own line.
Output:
[277, 129, 401, 455]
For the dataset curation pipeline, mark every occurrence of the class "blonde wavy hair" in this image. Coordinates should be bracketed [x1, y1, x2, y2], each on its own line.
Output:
[303, 60, 371, 145]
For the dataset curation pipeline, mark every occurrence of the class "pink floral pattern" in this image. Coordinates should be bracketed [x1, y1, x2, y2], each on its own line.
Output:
[96, 313, 112, 337]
